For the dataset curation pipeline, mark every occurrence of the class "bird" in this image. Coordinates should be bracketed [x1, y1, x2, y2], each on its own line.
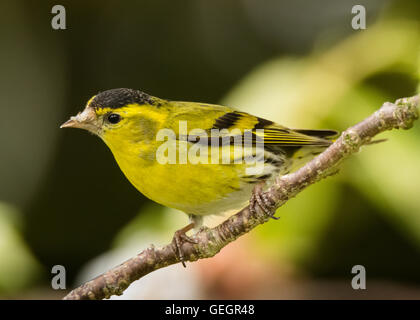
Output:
[61, 88, 337, 265]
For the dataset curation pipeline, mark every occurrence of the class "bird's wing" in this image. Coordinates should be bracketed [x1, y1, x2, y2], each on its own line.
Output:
[205, 111, 337, 147]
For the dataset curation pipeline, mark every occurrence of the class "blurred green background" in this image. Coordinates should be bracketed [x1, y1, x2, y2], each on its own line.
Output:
[0, 0, 419, 299]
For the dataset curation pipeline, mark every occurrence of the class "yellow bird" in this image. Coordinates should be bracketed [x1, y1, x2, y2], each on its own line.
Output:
[61, 88, 336, 264]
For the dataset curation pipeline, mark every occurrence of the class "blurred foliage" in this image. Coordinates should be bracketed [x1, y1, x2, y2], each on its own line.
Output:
[0, 0, 419, 297]
[0, 203, 41, 294]
[220, 13, 420, 280]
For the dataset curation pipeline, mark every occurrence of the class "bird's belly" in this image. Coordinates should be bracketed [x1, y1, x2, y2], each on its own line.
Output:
[110, 140, 284, 216]
[117, 156, 253, 215]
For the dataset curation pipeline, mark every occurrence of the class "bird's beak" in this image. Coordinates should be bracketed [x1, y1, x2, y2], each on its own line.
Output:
[60, 107, 100, 134]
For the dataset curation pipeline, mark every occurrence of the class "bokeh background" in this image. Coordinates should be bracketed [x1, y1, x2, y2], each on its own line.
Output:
[0, 0, 419, 299]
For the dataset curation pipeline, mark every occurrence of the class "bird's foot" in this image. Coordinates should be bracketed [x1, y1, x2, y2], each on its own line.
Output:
[249, 183, 279, 220]
[172, 223, 198, 267]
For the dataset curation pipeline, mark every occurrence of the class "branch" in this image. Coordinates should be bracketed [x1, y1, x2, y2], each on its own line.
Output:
[63, 95, 419, 300]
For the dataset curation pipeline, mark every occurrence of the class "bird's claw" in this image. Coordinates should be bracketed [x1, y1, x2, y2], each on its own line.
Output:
[172, 223, 197, 267]
[249, 183, 279, 220]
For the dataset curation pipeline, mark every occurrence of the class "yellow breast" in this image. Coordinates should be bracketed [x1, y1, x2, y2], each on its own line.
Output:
[103, 133, 246, 215]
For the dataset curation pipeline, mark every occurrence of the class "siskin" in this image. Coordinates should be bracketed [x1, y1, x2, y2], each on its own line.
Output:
[61, 88, 336, 265]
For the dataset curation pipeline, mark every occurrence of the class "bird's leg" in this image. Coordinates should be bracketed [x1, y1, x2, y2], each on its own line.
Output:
[172, 220, 198, 268]
[249, 182, 279, 220]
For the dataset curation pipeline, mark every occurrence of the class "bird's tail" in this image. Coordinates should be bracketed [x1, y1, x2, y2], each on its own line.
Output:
[294, 129, 386, 145]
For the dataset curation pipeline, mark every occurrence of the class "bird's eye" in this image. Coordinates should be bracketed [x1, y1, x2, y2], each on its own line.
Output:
[107, 113, 121, 124]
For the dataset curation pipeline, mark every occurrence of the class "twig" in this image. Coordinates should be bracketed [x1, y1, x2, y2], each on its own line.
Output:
[63, 95, 419, 300]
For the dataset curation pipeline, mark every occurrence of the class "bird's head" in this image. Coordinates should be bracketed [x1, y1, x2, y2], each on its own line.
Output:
[61, 88, 167, 145]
